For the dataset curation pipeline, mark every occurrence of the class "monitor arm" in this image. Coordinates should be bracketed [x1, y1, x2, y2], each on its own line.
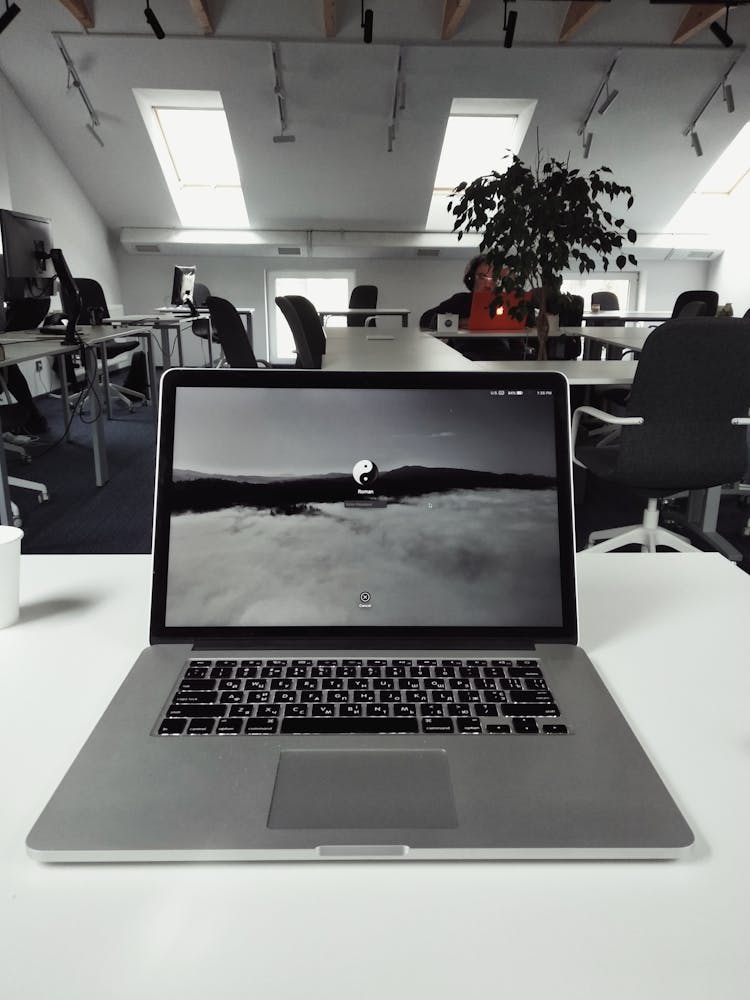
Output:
[48, 249, 82, 346]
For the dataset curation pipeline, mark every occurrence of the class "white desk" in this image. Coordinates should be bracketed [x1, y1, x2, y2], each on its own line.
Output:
[477, 358, 638, 384]
[584, 309, 671, 324]
[322, 327, 475, 370]
[318, 307, 411, 327]
[2, 553, 750, 999]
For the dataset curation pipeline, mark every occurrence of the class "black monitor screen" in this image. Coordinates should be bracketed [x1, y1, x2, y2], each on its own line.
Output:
[170, 265, 196, 307]
[0, 209, 55, 300]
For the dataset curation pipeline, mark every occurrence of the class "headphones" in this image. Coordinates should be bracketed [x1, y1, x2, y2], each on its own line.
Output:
[463, 254, 489, 292]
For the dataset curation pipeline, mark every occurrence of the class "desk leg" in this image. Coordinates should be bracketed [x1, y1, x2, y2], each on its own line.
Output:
[177, 323, 184, 367]
[669, 486, 742, 563]
[0, 440, 13, 526]
[59, 372, 71, 441]
[144, 332, 159, 423]
[160, 328, 171, 370]
[84, 347, 109, 487]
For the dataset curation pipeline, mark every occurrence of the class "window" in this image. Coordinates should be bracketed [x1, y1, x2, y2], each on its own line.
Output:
[134, 89, 249, 229]
[561, 274, 637, 311]
[266, 270, 355, 364]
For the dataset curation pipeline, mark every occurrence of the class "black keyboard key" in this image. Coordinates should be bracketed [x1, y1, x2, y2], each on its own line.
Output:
[311, 666, 333, 678]
[422, 718, 454, 734]
[473, 704, 498, 717]
[245, 720, 278, 735]
[542, 724, 569, 734]
[512, 718, 539, 734]
[339, 704, 362, 717]
[430, 691, 454, 703]
[245, 692, 271, 703]
[410, 665, 432, 678]
[457, 719, 482, 734]
[326, 691, 350, 703]
[267, 659, 288, 667]
[366, 704, 390, 717]
[392, 659, 413, 666]
[158, 718, 187, 735]
[379, 691, 403, 703]
[458, 666, 480, 678]
[509, 665, 542, 678]
[342, 659, 362, 667]
[508, 691, 554, 704]
[457, 691, 481, 703]
[219, 692, 244, 704]
[229, 705, 255, 717]
[499, 678, 523, 691]
[487, 724, 512, 734]
[285, 704, 308, 717]
[292, 659, 313, 667]
[321, 679, 344, 690]
[273, 691, 297, 703]
[256, 705, 281, 717]
[167, 704, 227, 718]
[261, 666, 283, 678]
[336, 666, 357, 677]
[515, 659, 539, 667]
[367, 659, 387, 667]
[218, 679, 242, 691]
[245, 679, 268, 691]
[347, 679, 370, 690]
[361, 665, 381, 678]
[299, 691, 323, 703]
[270, 679, 294, 690]
[419, 703, 443, 715]
[441, 659, 462, 667]
[189, 659, 211, 668]
[434, 666, 455, 678]
[295, 679, 319, 691]
[179, 678, 215, 691]
[447, 704, 472, 717]
[399, 678, 421, 690]
[393, 704, 416, 717]
[240, 659, 262, 668]
[236, 665, 258, 678]
[385, 666, 406, 678]
[424, 679, 445, 689]
[312, 705, 336, 717]
[525, 678, 549, 691]
[281, 718, 419, 734]
[405, 691, 428, 703]
[491, 659, 513, 667]
[353, 691, 375, 703]
[286, 667, 309, 678]
[187, 718, 216, 734]
[466, 659, 488, 667]
[210, 666, 233, 679]
[501, 703, 559, 718]
[483, 666, 506, 678]
[373, 678, 395, 690]
[317, 659, 338, 666]
[173, 691, 218, 704]
[184, 666, 208, 678]
[216, 719, 243, 735]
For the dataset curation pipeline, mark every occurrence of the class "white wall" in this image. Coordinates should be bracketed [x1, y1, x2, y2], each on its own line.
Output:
[707, 183, 750, 317]
[117, 249, 712, 364]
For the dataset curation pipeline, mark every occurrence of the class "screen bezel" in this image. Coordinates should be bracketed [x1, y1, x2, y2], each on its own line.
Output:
[150, 368, 578, 647]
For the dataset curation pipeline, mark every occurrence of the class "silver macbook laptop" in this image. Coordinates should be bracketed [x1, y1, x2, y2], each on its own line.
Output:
[27, 368, 693, 861]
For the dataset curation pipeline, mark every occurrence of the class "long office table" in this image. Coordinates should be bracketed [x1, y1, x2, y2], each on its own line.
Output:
[583, 309, 671, 324]
[3, 552, 750, 999]
[322, 327, 475, 370]
[0, 325, 156, 525]
[318, 307, 410, 327]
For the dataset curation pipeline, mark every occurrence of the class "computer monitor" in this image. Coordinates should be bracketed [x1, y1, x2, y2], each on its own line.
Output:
[0, 208, 81, 345]
[0, 208, 55, 300]
[170, 265, 198, 315]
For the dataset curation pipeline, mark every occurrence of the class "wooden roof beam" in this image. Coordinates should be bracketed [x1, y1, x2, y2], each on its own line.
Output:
[672, 4, 725, 45]
[559, 2, 603, 43]
[188, 0, 215, 35]
[324, 0, 337, 38]
[56, 0, 94, 30]
[441, 0, 472, 41]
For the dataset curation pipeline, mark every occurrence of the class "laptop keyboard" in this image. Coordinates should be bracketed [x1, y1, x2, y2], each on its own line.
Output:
[155, 658, 568, 737]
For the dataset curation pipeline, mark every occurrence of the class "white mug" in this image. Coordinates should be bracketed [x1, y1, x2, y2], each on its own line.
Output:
[0, 525, 24, 628]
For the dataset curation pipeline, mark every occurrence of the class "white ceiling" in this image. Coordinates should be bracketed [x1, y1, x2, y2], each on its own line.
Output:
[1, 1, 749, 258]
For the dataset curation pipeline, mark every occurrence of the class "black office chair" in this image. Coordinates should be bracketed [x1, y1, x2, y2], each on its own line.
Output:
[205, 296, 267, 368]
[588, 290, 622, 328]
[671, 290, 718, 319]
[275, 295, 326, 369]
[75, 277, 145, 411]
[347, 284, 378, 327]
[189, 282, 217, 365]
[572, 318, 750, 553]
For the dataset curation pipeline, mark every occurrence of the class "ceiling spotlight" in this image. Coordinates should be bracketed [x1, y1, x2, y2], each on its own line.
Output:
[598, 85, 620, 116]
[723, 81, 735, 113]
[503, 2, 517, 49]
[710, 6, 733, 47]
[0, 2, 20, 36]
[690, 130, 703, 157]
[144, 1, 165, 40]
[583, 131, 593, 160]
[361, 2, 373, 44]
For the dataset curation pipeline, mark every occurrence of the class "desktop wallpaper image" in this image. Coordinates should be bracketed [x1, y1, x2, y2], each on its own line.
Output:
[164, 386, 563, 627]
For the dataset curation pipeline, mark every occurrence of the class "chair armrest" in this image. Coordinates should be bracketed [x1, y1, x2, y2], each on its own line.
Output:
[571, 405, 644, 468]
[257, 359, 272, 368]
[732, 417, 750, 425]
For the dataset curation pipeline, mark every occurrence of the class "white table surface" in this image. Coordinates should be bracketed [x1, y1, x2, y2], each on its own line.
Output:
[477, 359, 638, 384]
[2, 552, 750, 999]
[322, 326, 475, 370]
[584, 310, 671, 324]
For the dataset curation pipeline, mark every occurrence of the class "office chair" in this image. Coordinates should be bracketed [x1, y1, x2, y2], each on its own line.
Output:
[205, 297, 267, 368]
[572, 318, 750, 553]
[0, 295, 52, 522]
[671, 290, 718, 319]
[274, 295, 326, 369]
[347, 284, 378, 327]
[74, 278, 145, 413]
[189, 283, 218, 365]
[588, 290, 622, 330]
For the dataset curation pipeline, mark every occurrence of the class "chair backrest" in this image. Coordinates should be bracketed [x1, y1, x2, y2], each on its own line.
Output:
[591, 290, 619, 311]
[205, 296, 259, 368]
[74, 277, 110, 323]
[347, 284, 378, 326]
[275, 295, 325, 368]
[192, 282, 210, 308]
[617, 318, 750, 491]
[588, 290, 621, 327]
[671, 290, 718, 319]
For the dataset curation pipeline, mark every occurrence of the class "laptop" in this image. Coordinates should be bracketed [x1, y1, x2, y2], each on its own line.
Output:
[27, 368, 693, 861]
[468, 290, 530, 331]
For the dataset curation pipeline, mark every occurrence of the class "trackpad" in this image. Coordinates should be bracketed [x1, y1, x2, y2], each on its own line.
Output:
[267, 750, 458, 829]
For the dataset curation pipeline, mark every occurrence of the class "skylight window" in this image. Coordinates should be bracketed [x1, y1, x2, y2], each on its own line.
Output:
[134, 89, 249, 229]
[424, 99, 534, 232]
[695, 121, 750, 195]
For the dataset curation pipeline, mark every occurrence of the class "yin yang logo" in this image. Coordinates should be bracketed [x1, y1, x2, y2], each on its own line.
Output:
[352, 459, 378, 486]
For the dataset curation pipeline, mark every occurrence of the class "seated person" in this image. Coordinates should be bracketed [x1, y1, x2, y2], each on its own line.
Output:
[419, 255, 526, 360]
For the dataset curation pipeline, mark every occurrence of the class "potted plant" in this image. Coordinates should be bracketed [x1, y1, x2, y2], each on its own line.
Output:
[448, 142, 638, 359]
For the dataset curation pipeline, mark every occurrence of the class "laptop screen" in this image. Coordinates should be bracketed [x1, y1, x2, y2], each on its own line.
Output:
[151, 370, 577, 644]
